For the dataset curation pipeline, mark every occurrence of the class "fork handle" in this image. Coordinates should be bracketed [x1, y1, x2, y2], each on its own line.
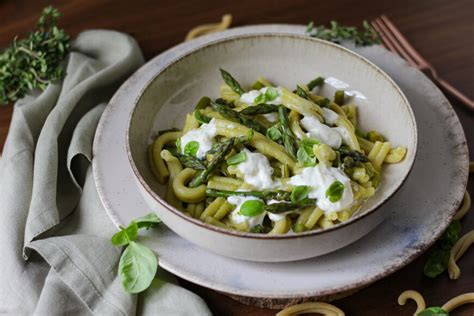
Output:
[434, 77, 474, 111]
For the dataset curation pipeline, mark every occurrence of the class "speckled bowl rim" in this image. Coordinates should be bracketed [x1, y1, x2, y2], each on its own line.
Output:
[126, 32, 418, 240]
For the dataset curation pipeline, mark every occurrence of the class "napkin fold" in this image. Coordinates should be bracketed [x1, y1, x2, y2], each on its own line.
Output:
[0, 30, 211, 316]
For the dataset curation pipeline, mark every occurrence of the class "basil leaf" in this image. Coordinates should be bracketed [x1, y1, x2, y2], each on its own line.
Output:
[184, 141, 199, 157]
[118, 241, 158, 293]
[135, 213, 161, 230]
[227, 151, 247, 165]
[195, 96, 211, 110]
[194, 110, 211, 124]
[265, 87, 279, 101]
[254, 93, 266, 105]
[111, 221, 138, 246]
[267, 125, 283, 141]
[439, 220, 461, 250]
[325, 180, 345, 202]
[300, 137, 320, 149]
[291, 185, 311, 203]
[239, 200, 265, 217]
[417, 307, 449, 316]
[424, 248, 450, 278]
[297, 146, 316, 167]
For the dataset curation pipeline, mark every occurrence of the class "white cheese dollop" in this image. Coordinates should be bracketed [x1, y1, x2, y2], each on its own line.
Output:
[180, 119, 217, 159]
[288, 164, 354, 213]
[236, 149, 278, 190]
[324, 77, 366, 99]
[240, 87, 283, 105]
[227, 196, 266, 228]
[262, 112, 279, 123]
[321, 107, 339, 126]
[300, 115, 342, 149]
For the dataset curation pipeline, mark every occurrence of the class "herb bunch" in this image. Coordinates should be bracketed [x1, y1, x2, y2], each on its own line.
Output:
[306, 20, 380, 46]
[0, 6, 70, 105]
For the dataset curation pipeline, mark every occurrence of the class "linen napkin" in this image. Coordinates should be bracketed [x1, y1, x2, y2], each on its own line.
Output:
[0, 30, 211, 316]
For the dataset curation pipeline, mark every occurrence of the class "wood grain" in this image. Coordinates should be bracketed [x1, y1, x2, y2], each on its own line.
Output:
[0, 0, 473, 315]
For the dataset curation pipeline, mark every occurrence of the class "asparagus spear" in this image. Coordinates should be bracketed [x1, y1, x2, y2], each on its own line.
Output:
[189, 133, 252, 188]
[278, 106, 298, 159]
[168, 148, 207, 170]
[206, 188, 291, 201]
[211, 100, 267, 134]
[219, 68, 245, 95]
[240, 104, 279, 115]
[264, 199, 317, 214]
[307, 76, 325, 91]
[337, 146, 369, 162]
[295, 85, 310, 100]
[334, 90, 345, 105]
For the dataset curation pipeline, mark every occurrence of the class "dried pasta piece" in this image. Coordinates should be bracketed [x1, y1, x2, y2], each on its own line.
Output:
[441, 293, 474, 312]
[448, 230, 474, 280]
[453, 191, 471, 221]
[185, 14, 232, 41]
[398, 290, 426, 315]
[276, 302, 345, 316]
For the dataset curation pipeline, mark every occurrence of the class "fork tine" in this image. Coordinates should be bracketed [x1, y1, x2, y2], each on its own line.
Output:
[370, 21, 389, 50]
[372, 18, 418, 67]
[380, 15, 429, 67]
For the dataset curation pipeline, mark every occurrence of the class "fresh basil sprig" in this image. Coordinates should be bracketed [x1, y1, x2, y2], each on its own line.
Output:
[306, 20, 381, 46]
[291, 185, 311, 203]
[111, 213, 161, 293]
[416, 307, 449, 316]
[0, 6, 70, 105]
[424, 220, 462, 278]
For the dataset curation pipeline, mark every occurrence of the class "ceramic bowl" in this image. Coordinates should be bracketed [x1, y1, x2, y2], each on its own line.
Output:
[126, 33, 417, 262]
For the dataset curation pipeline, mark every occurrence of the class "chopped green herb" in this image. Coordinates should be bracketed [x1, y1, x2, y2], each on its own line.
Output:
[326, 180, 345, 202]
[240, 200, 265, 217]
[227, 151, 247, 165]
[184, 141, 199, 156]
[291, 185, 311, 203]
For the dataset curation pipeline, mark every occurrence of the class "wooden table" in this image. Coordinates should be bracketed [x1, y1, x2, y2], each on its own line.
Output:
[1, 0, 473, 315]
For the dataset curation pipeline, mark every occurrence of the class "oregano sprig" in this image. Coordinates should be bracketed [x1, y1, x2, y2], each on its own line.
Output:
[111, 213, 162, 293]
[0, 6, 70, 105]
[306, 20, 380, 46]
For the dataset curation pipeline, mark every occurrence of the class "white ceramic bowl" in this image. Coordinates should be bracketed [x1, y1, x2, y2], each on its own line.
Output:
[126, 33, 417, 262]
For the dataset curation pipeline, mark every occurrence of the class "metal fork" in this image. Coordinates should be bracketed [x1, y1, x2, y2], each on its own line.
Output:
[371, 15, 474, 111]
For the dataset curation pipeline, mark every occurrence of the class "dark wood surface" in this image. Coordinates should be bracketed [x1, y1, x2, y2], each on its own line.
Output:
[1, 0, 473, 315]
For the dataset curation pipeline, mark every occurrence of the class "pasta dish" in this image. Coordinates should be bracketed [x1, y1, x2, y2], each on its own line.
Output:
[149, 69, 407, 234]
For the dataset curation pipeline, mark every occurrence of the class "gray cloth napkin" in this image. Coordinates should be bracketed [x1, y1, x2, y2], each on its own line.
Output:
[0, 30, 211, 316]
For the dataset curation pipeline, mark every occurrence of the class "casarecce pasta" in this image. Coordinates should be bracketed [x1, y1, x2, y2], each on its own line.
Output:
[149, 69, 407, 234]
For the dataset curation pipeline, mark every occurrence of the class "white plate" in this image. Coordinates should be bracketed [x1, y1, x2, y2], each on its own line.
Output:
[92, 25, 468, 299]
